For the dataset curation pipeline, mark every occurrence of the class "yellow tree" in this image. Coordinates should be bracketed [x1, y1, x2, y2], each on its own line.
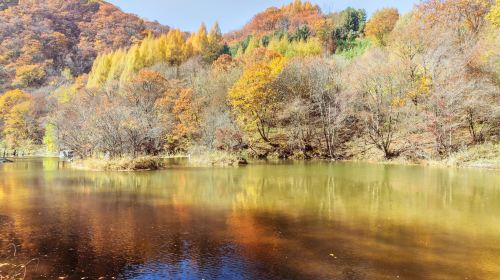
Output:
[191, 23, 209, 54]
[12, 64, 46, 87]
[0, 89, 31, 116]
[286, 38, 323, 57]
[208, 22, 223, 44]
[4, 102, 31, 148]
[43, 123, 58, 152]
[244, 36, 261, 56]
[267, 35, 290, 56]
[87, 53, 113, 88]
[365, 8, 400, 46]
[229, 51, 286, 143]
[106, 49, 127, 83]
[203, 22, 226, 62]
[234, 45, 245, 59]
[487, 1, 500, 27]
[119, 44, 143, 84]
[139, 34, 156, 66]
[165, 29, 190, 77]
[0, 90, 33, 149]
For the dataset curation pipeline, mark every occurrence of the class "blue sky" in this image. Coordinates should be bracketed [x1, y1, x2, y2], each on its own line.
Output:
[106, 0, 418, 33]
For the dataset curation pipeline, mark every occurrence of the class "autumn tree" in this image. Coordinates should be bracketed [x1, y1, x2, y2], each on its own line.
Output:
[0, 0, 167, 88]
[55, 70, 171, 158]
[165, 29, 191, 70]
[172, 88, 200, 147]
[266, 35, 322, 58]
[416, 0, 494, 36]
[365, 8, 400, 46]
[202, 22, 228, 63]
[487, 1, 500, 27]
[190, 23, 209, 54]
[87, 54, 112, 88]
[225, 0, 322, 43]
[319, 7, 367, 53]
[195, 55, 243, 150]
[12, 64, 46, 87]
[0, 90, 34, 151]
[121, 70, 169, 156]
[229, 50, 286, 149]
[88, 29, 196, 87]
[275, 57, 354, 158]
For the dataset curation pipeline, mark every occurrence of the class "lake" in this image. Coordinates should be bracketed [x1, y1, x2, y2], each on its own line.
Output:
[0, 158, 499, 279]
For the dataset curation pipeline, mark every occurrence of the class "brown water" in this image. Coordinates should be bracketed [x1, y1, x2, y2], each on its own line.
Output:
[0, 158, 499, 280]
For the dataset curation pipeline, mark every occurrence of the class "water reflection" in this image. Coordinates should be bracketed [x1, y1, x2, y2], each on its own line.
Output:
[0, 159, 499, 279]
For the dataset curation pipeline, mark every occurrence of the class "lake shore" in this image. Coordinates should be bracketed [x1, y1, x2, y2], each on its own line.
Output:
[5, 144, 497, 171]
[68, 155, 499, 172]
[70, 156, 171, 171]
[70, 151, 248, 171]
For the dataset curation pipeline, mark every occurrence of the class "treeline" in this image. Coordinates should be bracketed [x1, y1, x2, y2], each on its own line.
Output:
[1, 0, 499, 161]
[87, 23, 228, 88]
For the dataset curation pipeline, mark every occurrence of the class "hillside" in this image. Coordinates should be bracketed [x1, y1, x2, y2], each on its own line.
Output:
[0, 0, 17, 11]
[225, 0, 324, 44]
[0, 0, 169, 91]
[0, 0, 497, 169]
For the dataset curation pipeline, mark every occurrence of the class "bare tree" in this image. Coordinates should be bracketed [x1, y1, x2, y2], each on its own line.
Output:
[275, 57, 353, 159]
[348, 49, 409, 159]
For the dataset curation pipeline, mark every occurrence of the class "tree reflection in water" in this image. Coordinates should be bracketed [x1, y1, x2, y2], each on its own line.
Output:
[0, 159, 499, 279]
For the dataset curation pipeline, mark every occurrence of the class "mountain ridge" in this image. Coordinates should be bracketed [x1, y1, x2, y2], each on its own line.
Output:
[0, 0, 169, 91]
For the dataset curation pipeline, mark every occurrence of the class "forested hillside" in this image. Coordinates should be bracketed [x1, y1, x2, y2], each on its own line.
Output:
[0, 0, 169, 92]
[0, 0, 498, 167]
[225, 1, 324, 43]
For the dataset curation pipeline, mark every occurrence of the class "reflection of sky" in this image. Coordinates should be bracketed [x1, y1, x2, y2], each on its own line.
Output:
[121, 245, 253, 280]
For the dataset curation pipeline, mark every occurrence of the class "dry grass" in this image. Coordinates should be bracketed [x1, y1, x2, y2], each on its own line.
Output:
[71, 156, 166, 171]
[347, 141, 499, 170]
[443, 143, 500, 169]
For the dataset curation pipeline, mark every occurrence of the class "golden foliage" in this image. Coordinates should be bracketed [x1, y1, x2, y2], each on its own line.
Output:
[12, 64, 46, 87]
[0, 0, 168, 89]
[416, 0, 494, 33]
[487, 0, 500, 27]
[0, 89, 33, 148]
[225, 0, 323, 44]
[229, 51, 286, 142]
[365, 8, 400, 46]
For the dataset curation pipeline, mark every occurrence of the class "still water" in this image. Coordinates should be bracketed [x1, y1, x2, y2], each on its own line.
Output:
[0, 158, 499, 280]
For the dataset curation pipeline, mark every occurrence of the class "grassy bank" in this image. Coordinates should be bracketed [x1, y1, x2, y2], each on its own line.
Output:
[71, 156, 168, 171]
[70, 151, 248, 171]
[188, 150, 248, 167]
[58, 143, 500, 171]
[349, 143, 500, 170]
[437, 143, 500, 169]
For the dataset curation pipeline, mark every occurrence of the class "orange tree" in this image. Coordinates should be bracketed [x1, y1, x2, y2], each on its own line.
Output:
[365, 8, 400, 46]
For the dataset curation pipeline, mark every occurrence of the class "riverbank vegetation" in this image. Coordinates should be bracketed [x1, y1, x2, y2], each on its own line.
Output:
[0, 0, 498, 169]
[70, 156, 169, 171]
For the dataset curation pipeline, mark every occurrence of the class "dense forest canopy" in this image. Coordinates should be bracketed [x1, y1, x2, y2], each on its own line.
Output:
[0, 0, 498, 163]
[225, 0, 324, 43]
[0, 0, 169, 92]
